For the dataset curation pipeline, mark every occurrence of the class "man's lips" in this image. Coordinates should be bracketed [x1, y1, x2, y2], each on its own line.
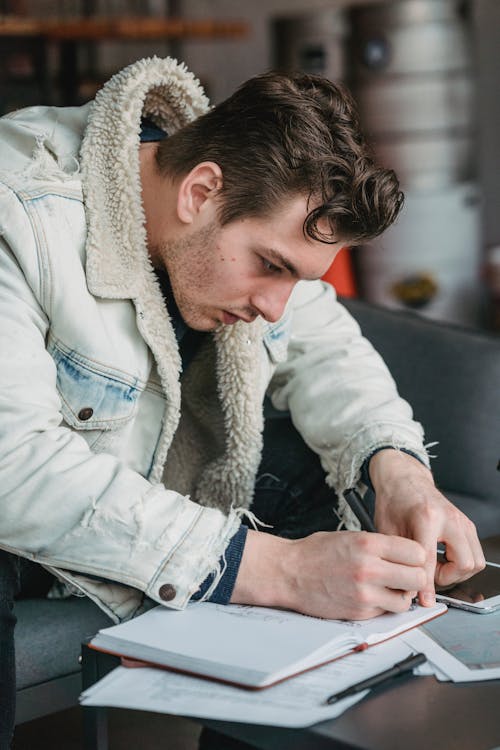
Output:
[222, 311, 242, 325]
[222, 311, 253, 325]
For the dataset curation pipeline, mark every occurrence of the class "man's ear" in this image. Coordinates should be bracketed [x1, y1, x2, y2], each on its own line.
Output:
[176, 162, 223, 225]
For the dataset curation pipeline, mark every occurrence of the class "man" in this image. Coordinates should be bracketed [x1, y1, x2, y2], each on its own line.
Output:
[0, 57, 484, 747]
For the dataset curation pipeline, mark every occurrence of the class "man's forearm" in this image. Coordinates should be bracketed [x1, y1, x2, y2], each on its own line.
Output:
[369, 448, 434, 494]
[230, 529, 293, 609]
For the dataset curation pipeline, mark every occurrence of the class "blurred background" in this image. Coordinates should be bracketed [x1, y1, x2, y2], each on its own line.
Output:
[1, 0, 499, 333]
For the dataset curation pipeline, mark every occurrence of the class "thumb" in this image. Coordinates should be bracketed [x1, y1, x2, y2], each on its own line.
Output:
[413, 524, 437, 607]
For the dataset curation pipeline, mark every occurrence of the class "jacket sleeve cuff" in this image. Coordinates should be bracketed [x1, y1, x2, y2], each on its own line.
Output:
[190, 524, 248, 604]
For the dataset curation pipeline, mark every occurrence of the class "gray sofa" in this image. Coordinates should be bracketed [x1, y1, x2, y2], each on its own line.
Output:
[343, 298, 500, 537]
[14, 299, 500, 728]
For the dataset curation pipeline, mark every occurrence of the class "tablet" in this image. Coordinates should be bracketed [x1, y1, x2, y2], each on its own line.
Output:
[435, 553, 500, 614]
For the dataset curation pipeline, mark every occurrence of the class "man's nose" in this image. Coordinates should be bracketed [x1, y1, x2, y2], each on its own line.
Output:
[250, 279, 295, 323]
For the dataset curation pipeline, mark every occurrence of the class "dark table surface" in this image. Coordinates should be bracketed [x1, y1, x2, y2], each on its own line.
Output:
[204, 536, 500, 750]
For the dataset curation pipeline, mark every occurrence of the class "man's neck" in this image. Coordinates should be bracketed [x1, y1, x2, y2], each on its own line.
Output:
[139, 143, 178, 268]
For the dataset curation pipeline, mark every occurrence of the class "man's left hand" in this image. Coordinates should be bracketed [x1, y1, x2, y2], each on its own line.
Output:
[370, 449, 485, 606]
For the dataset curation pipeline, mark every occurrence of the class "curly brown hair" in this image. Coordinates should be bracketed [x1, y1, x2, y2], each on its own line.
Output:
[156, 71, 403, 244]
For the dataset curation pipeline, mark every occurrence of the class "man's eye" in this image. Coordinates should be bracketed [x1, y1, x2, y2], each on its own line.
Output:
[262, 258, 282, 274]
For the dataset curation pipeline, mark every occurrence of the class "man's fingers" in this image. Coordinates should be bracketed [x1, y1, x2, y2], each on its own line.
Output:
[377, 534, 427, 567]
[450, 516, 485, 580]
[436, 545, 485, 587]
[435, 517, 485, 588]
[385, 536, 436, 606]
[371, 559, 427, 593]
[420, 546, 438, 605]
[349, 537, 426, 615]
[403, 513, 439, 605]
[377, 588, 416, 615]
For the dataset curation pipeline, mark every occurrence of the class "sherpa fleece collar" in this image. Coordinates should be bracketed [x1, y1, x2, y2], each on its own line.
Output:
[80, 56, 209, 299]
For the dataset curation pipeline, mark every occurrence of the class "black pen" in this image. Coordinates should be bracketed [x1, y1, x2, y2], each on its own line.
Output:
[325, 652, 427, 705]
[343, 489, 376, 532]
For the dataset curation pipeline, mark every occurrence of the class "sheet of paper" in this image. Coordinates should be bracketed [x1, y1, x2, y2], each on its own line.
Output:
[81, 638, 416, 728]
[422, 607, 500, 670]
[413, 657, 450, 681]
[403, 615, 500, 683]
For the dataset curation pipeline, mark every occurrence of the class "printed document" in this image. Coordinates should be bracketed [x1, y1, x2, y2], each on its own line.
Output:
[404, 607, 500, 682]
[81, 637, 416, 727]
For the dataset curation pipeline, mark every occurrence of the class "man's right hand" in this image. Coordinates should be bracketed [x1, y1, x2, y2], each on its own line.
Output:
[230, 529, 427, 620]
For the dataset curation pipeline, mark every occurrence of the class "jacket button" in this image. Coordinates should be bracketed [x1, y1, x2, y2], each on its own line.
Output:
[159, 584, 176, 601]
[78, 407, 94, 421]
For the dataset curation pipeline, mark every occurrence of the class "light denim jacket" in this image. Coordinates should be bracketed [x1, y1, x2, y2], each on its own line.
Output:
[0, 58, 429, 622]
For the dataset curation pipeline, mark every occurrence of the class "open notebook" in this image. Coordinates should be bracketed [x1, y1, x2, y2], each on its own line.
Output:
[90, 601, 446, 689]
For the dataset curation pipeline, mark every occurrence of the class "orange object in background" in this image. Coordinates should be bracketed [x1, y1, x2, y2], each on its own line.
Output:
[322, 246, 357, 297]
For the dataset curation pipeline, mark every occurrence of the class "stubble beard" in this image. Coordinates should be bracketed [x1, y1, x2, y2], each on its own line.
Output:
[151, 221, 222, 331]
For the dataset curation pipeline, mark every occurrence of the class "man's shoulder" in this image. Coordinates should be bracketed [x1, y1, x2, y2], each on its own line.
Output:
[286, 278, 341, 315]
[0, 103, 91, 198]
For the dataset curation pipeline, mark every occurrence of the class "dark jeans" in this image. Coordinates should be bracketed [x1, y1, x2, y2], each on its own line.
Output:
[0, 552, 53, 749]
[0, 413, 342, 750]
[199, 414, 343, 750]
[244, 414, 342, 538]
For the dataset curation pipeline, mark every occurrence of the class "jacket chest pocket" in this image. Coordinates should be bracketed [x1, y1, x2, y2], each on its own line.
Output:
[48, 340, 142, 431]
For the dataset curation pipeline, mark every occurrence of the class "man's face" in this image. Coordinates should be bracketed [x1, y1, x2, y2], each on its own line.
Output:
[152, 195, 343, 331]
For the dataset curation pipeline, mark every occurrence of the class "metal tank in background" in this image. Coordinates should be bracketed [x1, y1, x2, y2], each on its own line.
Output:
[350, 0, 474, 189]
[350, 0, 484, 327]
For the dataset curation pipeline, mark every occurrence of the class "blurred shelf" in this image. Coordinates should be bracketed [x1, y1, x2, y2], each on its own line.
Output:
[0, 15, 248, 40]
[0, 13, 249, 108]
